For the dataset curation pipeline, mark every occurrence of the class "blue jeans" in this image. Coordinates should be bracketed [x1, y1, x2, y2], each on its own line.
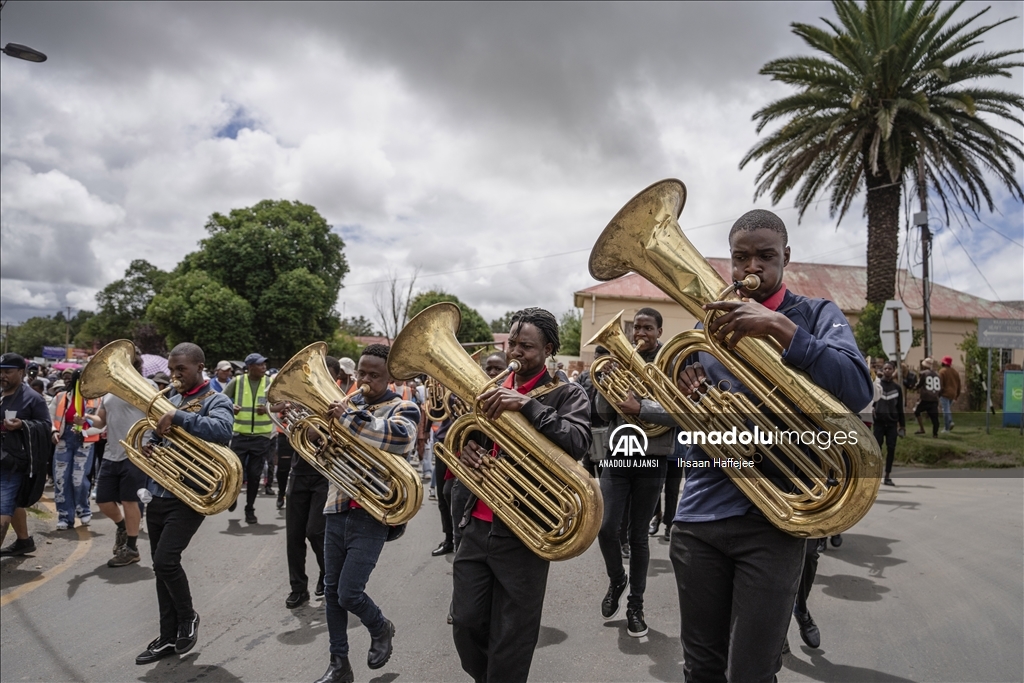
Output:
[323, 508, 389, 657]
[940, 397, 954, 430]
[0, 469, 23, 517]
[53, 426, 94, 525]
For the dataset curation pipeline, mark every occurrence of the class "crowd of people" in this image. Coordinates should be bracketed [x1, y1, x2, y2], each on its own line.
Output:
[0, 207, 970, 683]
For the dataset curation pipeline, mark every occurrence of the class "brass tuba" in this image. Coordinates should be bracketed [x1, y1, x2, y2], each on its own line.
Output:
[589, 349, 671, 438]
[586, 179, 881, 538]
[79, 340, 242, 515]
[389, 303, 603, 561]
[424, 377, 470, 423]
[267, 343, 423, 526]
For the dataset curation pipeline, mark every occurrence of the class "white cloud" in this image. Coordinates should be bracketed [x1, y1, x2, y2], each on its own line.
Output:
[1, 0, 1020, 331]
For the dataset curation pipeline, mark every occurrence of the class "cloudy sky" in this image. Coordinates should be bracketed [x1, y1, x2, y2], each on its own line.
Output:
[2, 1, 1022, 330]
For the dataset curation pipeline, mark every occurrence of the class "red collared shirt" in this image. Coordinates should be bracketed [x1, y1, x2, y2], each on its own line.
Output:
[471, 367, 548, 523]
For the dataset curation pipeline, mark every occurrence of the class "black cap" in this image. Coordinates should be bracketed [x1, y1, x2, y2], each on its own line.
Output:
[0, 353, 27, 370]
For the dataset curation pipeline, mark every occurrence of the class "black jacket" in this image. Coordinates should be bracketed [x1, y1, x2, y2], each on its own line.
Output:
[458, 371, 592, 536]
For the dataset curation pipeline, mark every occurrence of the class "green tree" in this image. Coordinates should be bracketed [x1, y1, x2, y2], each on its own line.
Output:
[147, 270, 255, 360]
[490, 311, 516, 334]
[339, 315, 377, 337]
[741, 1, 1024, 304]
[6, 316, 65, 357]
[406, 291, 493, 344]
[327, 331, 363, 361]
[179, 200, 348, 357]
[957, 329, 988, 410]
[77, 259, 170, 347]
[559, 309, 582, 356]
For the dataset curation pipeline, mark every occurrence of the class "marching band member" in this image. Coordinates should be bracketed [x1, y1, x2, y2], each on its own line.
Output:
[451, 308, 591, 683]
[672, 210, 872, 682]
[595, 307, 674, 637]
[314, 344, 420, 683]
[136, 343, 234, 665]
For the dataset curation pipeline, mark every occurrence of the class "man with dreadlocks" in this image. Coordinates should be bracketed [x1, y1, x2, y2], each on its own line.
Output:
[314, 344, 420, 683]
[450, 307, 591, 683]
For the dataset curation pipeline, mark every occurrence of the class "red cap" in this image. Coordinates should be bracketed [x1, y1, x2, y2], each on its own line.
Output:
[942, 356, 953, 366]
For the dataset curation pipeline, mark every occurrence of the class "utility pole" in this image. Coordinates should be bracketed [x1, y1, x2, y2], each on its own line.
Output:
[65, 305, 72, 360]
[914, 156, 933, 359]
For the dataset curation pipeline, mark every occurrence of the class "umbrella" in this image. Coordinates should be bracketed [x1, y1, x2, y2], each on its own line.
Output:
[141, 354, 169, 378]
[53, 362, 83, 371]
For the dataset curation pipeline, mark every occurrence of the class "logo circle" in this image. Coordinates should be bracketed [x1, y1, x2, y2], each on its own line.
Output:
[608, 423, 649, 456]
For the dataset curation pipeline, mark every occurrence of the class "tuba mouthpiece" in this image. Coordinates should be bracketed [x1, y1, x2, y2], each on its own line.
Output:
[507, 361, 521, 373]
[737, 274, 760, 292]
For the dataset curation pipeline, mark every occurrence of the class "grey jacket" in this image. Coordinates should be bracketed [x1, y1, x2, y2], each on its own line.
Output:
[594, 342, 677, 457]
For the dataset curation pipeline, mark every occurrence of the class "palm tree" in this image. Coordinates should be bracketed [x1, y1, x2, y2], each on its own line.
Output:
[741, 0, 1023, 304]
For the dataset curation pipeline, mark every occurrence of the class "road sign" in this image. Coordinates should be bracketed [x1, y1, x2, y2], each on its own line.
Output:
[879, 300, 913, 361]
[977, 318, 1024, 349]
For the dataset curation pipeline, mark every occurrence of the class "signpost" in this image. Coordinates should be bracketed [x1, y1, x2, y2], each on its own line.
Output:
[879, 300, 913, 389]
[977, 318, 1024, 435]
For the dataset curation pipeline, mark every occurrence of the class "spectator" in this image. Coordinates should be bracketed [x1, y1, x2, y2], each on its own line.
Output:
[51, 371, 101, 530]
[913, 358, 940, 437]
[210, 361, 234, 393]
[938, 356, 961, 433]
[224, 353, 274, 524]
[1, 353, 57, 556]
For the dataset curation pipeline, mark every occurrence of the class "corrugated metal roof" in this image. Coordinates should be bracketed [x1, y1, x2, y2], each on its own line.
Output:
[574, 259, 1022, 321]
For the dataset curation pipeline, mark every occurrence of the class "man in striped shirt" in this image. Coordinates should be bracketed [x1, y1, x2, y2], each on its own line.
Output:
[314, 344, 420, 683]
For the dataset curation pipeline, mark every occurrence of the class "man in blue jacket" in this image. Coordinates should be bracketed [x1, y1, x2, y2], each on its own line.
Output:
[671, 209, 872, 682]
[134, 343, 235, 666]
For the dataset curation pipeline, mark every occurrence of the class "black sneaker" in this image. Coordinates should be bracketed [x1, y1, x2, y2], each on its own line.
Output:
[883, 477, 895, 487]
[136, 636, 176, 665]
[286, 590, 310, 609]
[795, 610, 821, 648]
[313, 654, 354, 683]
[175, 612, 200, 654]
[601, 576, 628, 619]
[315, 575, 325, 597]
[830, 534, 843, 548]
[245, 512, 258, 524]
[113, 526, 128, 554]
[0, 536, 36, 556]
[626, 606, 648, 637]
[276, 496, 285, 510]
[228, 500, 237, 513]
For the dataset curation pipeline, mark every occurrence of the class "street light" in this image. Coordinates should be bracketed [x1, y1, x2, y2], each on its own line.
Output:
[2, 42, 46, 62]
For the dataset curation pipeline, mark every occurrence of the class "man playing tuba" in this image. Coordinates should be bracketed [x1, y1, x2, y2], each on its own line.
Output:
[670, 210, 872, 682]
[314, 344, 420, 683]
[135, 342, 234, 665]
[451, 308, 592, 683]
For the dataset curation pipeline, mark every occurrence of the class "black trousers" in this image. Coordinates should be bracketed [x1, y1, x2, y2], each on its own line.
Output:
[452, 518, 550, 683]
[873, 422, 899, 475]
[275, 433, 293, 497]
[451, 480, 472, 549]
[286, 473, 328, 593]
[436, 459, 453, 544]
[147, 496, 205, 641]
[670, 511, 804, 683]
[652, 457, 684, 524]
[597, 461, 667, 608]
[914, 400, 939, 436]
[795, 538, 819, 617]
[231, 434, 274, 514]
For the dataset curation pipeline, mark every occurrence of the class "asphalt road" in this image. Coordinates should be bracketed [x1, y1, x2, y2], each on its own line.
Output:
[2, 467, 1022, 683]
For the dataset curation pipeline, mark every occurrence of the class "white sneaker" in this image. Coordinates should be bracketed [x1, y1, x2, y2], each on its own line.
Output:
[56, 521, 70, 531]
[80, 515, 92, 526]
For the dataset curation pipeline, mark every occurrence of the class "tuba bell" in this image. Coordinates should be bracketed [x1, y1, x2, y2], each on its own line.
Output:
[388, 303, 603, 562]
[586, 179, 881, 538]
[267, 343, 423, 526]
[79, 340, 242, 515]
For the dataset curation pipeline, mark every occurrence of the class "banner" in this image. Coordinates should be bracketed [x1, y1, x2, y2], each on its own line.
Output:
[1003, 370, 1022, 428]
[42, 346, 65, 359]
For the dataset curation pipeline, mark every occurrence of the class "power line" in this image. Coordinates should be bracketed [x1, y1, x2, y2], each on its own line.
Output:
[343, 197, 837, 288]
[944, 224, 1002, 300]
